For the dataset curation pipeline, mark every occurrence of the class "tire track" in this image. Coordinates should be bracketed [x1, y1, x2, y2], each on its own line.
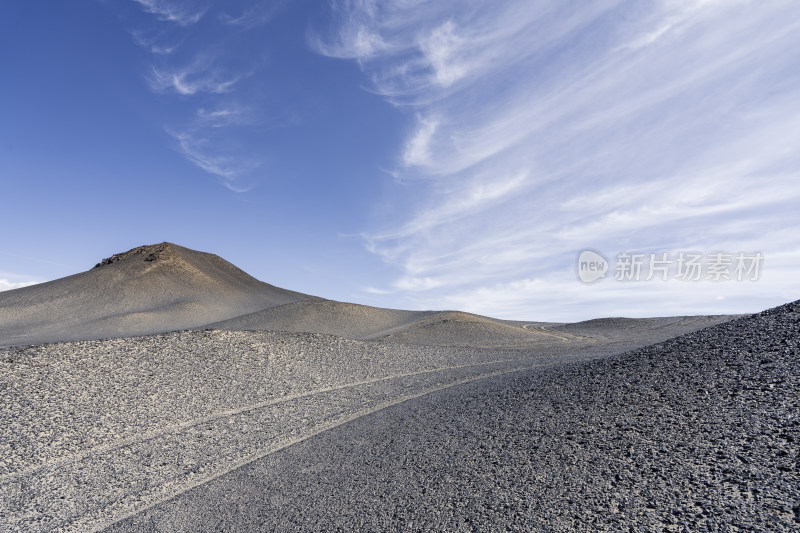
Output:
[2, 358, 548, 533]
[521, 324, 593, 344]
[0, 357, 526, 485]
[86, 361, 549, 533]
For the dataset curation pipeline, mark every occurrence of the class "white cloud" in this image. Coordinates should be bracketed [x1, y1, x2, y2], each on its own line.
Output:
[0, 279, 39, 292]
[363, 286, 394, 295]
[313, 1, 625, 104]
[317, 0, 800, 319]
[148, 61, 240, 95]
[169, 129, 260, 190]
[368, 170, 528, 245]
[130, 30, 183, 54]
[132, 0, 208, 26]
[128, 1, 291, 191]
[393, 276, 444, 291]
[402, 116, 439, 167]
[219, 1, 290, 29]
[418, 20, 469, 88]
[195, 104, 253, 128]
[308, 0, 395, 60]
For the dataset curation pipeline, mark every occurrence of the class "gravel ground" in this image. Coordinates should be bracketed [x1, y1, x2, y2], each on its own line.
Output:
[0, 309, 744, 532]
[102, 301, 799, 532]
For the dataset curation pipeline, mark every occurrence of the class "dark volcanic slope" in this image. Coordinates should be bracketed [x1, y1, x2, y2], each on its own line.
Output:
[0, 243, 313, 346]
[108, 301, 800, 532]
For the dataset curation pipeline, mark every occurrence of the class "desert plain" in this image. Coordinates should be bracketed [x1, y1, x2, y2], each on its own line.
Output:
[0, 243, 797, 531]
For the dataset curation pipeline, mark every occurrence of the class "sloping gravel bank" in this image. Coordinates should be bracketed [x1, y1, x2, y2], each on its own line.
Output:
[1, 329, 615, 532]
[106, 301, 799, 532]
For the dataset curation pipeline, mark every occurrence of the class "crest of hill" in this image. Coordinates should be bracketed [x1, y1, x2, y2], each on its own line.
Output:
[374, 311, 576, 348]
[206, 299, 439, 341]
[208, 302, 574, 349]
[554, 315, 737, 343]
[367, 312, 737, 350]
[0, 242, 314, 346]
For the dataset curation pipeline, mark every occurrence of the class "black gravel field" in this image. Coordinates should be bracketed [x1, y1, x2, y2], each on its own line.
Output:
[106, 301, 799, 532]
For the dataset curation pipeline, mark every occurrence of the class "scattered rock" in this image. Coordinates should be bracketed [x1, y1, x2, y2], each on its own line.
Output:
[94, 243, 169, 268]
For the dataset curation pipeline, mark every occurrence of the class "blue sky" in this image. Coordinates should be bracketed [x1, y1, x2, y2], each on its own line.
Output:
[1, 0, 799, 321]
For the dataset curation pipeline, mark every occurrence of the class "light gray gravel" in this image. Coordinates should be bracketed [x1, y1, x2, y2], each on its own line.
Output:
[0, 329, 595, 532]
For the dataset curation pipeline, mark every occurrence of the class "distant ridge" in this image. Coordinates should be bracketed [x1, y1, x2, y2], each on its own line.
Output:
[206, 300, 567, 348]
[206, 299, 438, 341]
[0, 242, 738, 348]
[0, 242, 314, 346]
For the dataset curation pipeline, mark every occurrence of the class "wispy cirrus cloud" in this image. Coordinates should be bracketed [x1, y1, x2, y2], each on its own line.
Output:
[315, 0, 800, 319]
[148, 60, 241, 95]
[195, 104, 254, 128]
[130, 30, 184, 54]
[132, 0, 208, 26]
[401, 116, 438, 167]
[126, 1, 292, 190]
[167, 128, 260, 191]
[219, 0, 291, 29]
